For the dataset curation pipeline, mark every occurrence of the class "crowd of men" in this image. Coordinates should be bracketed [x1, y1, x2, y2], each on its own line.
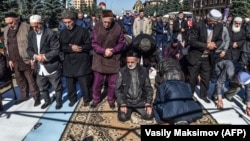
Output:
[1, 8, 250, 124]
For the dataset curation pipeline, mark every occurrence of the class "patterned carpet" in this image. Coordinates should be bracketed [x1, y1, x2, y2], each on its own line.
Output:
[60, 96, 217, 141]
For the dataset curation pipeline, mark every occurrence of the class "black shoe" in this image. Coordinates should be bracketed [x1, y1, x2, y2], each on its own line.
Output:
[109, 103, 115, 109]
[34, 100, 41, 107]
[41, 102, 51, 109]
[83, 101, 90, 107]
[55, 103, 62, 109]
[15, 98, 29, 105]
[211, 95, 218, 101]
[68, 101, 77, 107]
[200, 97, 211, 103]
[90, 102, 99, 108]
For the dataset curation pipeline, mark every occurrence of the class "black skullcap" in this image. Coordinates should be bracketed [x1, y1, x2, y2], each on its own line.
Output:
[5, 12, 18, 18]
[139, 9, 144, 13]
[126, 50, 141, 58]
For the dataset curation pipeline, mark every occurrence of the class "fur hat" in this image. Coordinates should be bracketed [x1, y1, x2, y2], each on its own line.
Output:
[5, 12, 18, 18]
[207, 9, 222, 22]
[30, 15, 42, 23]
[61, 10, 77, 20]
[102, 10, 113, 18]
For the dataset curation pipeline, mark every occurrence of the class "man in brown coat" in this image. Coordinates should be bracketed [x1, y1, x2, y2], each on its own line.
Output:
[91, 9, 125, 109]
[3, 12, 40, 106]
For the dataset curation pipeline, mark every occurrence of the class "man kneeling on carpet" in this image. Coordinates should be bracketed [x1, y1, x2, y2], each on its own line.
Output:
[115, 50, 154, 122]
[153, 59, 203, 124]
[213, 60, 250, 116]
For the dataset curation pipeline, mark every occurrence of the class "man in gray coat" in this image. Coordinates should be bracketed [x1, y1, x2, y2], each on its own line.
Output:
[213, 60, 250, 117]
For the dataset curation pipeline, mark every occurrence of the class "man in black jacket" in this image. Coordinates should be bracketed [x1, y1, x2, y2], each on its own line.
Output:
[115, 50, 153, 122]
[186, 9, 223, 103]
[27, 15, 63, 109]
[60, 10, 92, 107]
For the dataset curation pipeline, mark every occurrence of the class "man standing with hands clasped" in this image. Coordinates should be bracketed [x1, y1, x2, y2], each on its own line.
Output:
[27, 15, 63, 109]
[91, 9, 125, 109]
[186, 9, 223, 103]
[3, 12, 40, 106]
[60, 10, 93, 107]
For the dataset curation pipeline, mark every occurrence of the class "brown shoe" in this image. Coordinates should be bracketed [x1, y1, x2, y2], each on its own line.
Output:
[83, 101, 90, 107]
[34, 100, 41, 107]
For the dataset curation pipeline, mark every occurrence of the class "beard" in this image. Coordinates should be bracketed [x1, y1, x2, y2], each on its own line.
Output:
[232, 25, 241, 33]
[127, 64, 137, 70]
[66, 25, 74, 30]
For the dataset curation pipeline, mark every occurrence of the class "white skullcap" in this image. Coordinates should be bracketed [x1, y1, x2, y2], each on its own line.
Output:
[238, 71, 250, 85]
[245, 18, 250, 22]
[30, 15, 42, 23]
[234, 17, 243, 22]
[207, 9, 222, 21]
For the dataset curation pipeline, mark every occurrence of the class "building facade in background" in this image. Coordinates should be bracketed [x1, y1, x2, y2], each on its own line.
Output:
[73, 0, 97, 9]
[190, 0, 232, 18]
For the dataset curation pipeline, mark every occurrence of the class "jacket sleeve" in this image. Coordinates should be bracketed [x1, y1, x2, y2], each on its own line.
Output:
[223, 27, 230, 51]
[45, 31, 60, 61]
[112, 30, 125, 54]
[79, 28, 91, 53]
[115, 71, 127, 105]
[0, 54, 7, 79]
[144, 69, 153, 104]
[27, 31, 36, 60]
[91, 27, 106, 55]
[215, 60, 235, 96]
[189, 22, 207, 52]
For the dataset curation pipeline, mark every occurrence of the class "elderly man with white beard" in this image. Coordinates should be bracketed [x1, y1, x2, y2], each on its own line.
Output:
[225, 17, 246, 61]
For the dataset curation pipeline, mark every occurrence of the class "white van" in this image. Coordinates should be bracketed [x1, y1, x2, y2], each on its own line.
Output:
[163, 11, 193, 19]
